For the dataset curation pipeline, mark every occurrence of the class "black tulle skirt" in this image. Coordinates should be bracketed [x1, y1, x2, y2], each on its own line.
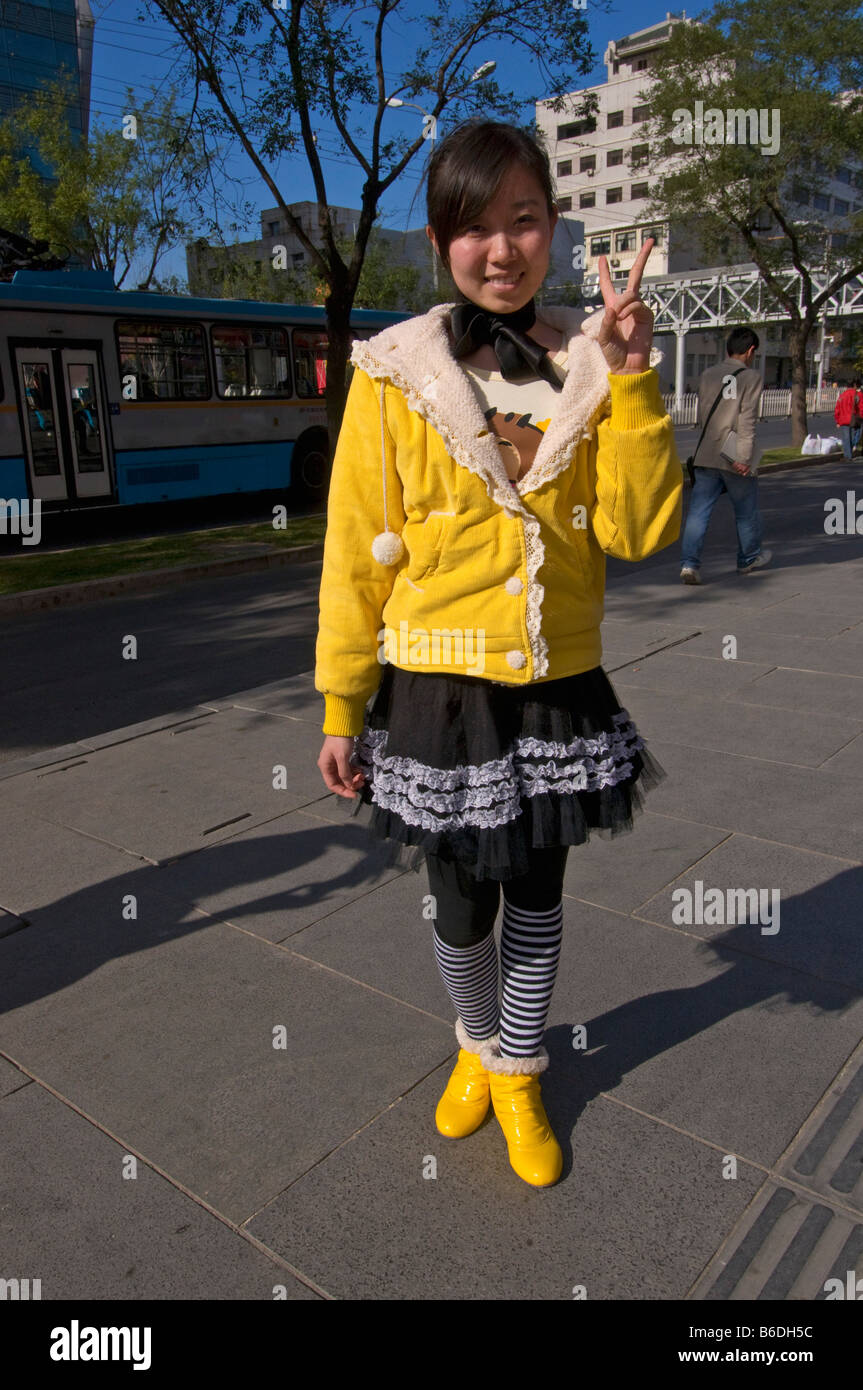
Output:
[346, 661, 666, 882]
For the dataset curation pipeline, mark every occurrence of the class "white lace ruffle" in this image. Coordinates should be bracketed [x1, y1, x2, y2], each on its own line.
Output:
[353, 712, 644, 833]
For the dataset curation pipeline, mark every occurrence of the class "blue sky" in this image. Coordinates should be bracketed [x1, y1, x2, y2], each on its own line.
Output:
[88, 0, 687, 282]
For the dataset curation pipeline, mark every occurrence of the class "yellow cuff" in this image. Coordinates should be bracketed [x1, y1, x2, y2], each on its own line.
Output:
[607, 368, 667, 431]
[322, 693, 368, 738]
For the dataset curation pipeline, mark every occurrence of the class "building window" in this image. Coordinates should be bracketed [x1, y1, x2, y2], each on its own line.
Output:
[632, 104, 650, 123]
[607, 110, 624, 129]
[607, 149, 624, 167]
[579, 155, 596, 173]
[557, 160, 572, 177]
[615, 231, 636, 252]
[814, 193, 831, 212]
[612, 60, 619, 74]
[607, 187, 623, 204]
[558, 117, 597, 139]
[557, 196, 572, 211]
[833, 197, 850, 215]
[116, 321, 209, 401]
[579, 191, 596, 209]
[291, 252, 305, 265]
[267, 221, 279, 235]
[641, 227, 663, 246]
[836, 167, 852, 184]
[792, 184, 810, 204]
[634, 58, 648, 71]
[631, 144, 649, 168]
[212, 325, 291, 398]
[631, 182, 649, 200]
[590, 235, 611, 256]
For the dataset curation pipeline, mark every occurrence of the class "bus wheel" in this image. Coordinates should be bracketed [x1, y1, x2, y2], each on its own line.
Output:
[290, 429, 329, 505]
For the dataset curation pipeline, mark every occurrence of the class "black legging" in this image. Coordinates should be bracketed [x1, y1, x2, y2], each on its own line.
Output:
[426, 844, 570, 947]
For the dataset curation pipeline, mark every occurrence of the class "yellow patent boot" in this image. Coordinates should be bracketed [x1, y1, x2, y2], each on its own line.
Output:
[481, 1038, 563, 1187]
[435, 1019, 494, 1138]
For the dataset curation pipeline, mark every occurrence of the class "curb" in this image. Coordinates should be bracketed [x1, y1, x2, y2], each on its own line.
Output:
[0, 452, 851, 616]
[0, 542, 325, 617]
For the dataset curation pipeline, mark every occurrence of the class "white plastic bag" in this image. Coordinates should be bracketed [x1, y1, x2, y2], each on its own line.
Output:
[801, 434, 820, 455]
[820, 436, 843, 454]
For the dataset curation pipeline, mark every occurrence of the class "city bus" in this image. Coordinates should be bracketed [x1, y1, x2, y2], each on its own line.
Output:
[0, 268, 409, 511]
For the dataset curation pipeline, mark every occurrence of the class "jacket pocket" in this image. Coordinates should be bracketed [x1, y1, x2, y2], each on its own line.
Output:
[406, 511, 453, 581]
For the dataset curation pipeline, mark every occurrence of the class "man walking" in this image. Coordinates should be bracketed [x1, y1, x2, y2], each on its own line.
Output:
[680, 327, 770, 583]
[834, 377, 862, 461]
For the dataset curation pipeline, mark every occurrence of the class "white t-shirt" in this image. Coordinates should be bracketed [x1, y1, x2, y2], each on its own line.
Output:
[459, 342, 569, 486]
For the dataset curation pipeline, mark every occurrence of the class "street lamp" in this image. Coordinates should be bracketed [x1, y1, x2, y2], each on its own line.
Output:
[386, 61, 496, 293]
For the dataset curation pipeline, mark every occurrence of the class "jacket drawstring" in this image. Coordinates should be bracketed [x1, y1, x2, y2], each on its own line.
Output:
[370, 378, 405, 565]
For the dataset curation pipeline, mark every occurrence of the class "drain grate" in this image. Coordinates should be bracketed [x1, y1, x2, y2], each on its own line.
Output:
[692, 1052, 863, 1299]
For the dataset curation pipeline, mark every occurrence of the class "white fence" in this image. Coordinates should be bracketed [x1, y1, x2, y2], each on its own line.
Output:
[662, 386, 840, 427]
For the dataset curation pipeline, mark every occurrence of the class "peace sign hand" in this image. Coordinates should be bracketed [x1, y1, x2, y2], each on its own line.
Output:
[595, 237, 655, 375]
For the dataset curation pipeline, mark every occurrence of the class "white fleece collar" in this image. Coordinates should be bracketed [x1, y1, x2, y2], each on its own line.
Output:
[350, 301, 613, 516]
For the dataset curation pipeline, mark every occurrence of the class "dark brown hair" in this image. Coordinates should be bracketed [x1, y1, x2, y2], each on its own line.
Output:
[425, 119, 557, 273]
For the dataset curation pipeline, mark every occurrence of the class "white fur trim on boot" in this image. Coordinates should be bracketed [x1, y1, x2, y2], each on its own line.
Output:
[479, 1036, 549, 1076]
[455, 1017, 497, 1054]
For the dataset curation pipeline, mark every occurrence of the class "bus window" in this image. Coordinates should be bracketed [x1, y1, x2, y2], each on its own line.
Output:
[211, 325, 292, 398]
[116, 321, 209, 400]
[293, 330, 328, 398]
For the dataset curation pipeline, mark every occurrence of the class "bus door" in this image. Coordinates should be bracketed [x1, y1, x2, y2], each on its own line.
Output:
[15, 346, 113, 502]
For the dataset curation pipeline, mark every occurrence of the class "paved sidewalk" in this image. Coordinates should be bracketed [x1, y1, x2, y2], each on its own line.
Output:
[1, 461, 863, 1301]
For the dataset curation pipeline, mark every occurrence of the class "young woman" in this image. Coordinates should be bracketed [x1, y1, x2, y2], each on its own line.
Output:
[315, 119, 683, 1188]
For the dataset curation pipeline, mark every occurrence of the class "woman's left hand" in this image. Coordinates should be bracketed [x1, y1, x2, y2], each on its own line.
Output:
[595, 237, 655, 375]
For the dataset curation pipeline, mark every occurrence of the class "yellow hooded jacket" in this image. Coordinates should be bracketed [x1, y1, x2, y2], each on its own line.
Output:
[315, 301, 683, 737]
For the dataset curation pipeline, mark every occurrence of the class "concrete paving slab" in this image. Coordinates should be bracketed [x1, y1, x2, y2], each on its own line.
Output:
[670, 626, 863, 679]
[287, 869, 455, 1021]
[632, 739, 863, 862]
[636, 836, 863, 989]
[0, 1083, 322, 1299]
[0, 806, 150, 919]
[548, 900, 863, 1166]
[621, 681, 862, 767]
[821, 731, 863, 778]
[151, 808, 406, 941]
[0, 910, 452, 1226]
[609, 649, 776, 699]
[0, 710, 328, 864]
[212, 672, 326, 727]
[0, 742, 96, 782]
[725, 666, 863, 721]
[245, 1063, 765, 1300]
[77, 706, 223, 751]
[0, 1055, 31, 1099]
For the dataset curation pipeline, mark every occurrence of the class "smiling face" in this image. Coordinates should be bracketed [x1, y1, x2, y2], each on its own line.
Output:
[427, 164, 558, 313]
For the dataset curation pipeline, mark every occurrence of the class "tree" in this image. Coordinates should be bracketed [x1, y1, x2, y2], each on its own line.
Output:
[639, 0, 863, 445]
[149, 0, 599, 469]
[0, 76, 243, 289]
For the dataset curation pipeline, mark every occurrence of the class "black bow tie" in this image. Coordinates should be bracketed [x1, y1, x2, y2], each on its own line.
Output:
[449, 295, 564, 392]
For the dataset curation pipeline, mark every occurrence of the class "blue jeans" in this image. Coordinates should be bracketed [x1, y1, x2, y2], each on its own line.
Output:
[681, 466, 763, 571]
[839, 424, 861, 460]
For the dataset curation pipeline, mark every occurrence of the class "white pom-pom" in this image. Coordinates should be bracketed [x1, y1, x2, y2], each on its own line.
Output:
[371, 530, 404, 565]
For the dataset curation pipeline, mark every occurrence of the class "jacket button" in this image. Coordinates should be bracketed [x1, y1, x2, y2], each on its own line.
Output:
[506, 650, 526, 669]
[505, 576, 523, 595]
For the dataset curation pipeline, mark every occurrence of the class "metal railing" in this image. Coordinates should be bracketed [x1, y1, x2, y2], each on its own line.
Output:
[662, 386, 840, 426]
